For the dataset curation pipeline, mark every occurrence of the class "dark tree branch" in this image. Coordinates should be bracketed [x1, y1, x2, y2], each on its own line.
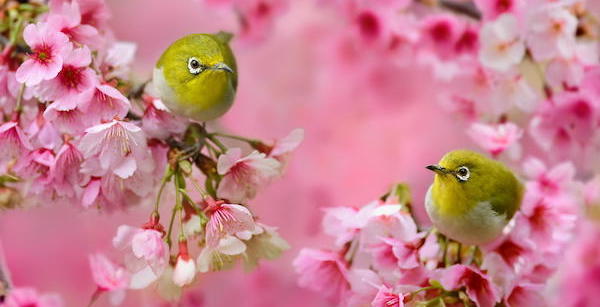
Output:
[439, 0, 482, 20]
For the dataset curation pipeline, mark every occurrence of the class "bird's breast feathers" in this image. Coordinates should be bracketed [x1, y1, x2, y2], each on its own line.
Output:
[425, 185, 508, 245]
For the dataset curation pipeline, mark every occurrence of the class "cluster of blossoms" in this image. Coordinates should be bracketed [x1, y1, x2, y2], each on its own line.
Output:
[295, 170, 578, 306]
[292, 0, 600, 306]
[0, 0, 301, 305]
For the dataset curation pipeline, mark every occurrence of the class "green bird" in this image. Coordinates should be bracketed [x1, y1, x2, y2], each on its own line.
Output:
[153, 32, 238, 122]
[425, 150, 523, 245]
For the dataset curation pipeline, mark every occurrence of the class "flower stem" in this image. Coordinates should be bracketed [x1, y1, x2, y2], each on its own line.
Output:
[86, 288, 103, 307]
[411, 285, 438, 296]
[13, 83, 25, 115]
[211, 132, 259, 144]
[166, 169, 183, 250]
[206, 134, 227, 152]
[154, 166, 172, 213]
[165, 205, 178, 250]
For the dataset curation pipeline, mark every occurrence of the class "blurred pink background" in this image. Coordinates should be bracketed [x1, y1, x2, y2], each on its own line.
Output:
[0, 0, 473, 306]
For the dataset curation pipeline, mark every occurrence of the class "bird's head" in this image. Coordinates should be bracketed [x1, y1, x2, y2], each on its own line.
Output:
[426, 150, 498, 215]
[156, 33, 238, 97]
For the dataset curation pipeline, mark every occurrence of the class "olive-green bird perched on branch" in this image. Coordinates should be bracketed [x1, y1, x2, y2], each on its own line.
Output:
[425, 150, 523, 245]
[153, 32, 238, 122]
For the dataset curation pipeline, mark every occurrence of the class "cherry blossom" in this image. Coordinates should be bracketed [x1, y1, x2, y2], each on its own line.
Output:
[438, 265, 499, 307]
[15, 22, 71, 86]
[216, 148, 280, 203]
[78, 119, 152, 179]
[112, 225, 168, 289]
[1, 287, 63, 307]
[88, 253, 130, 305]
[479, 14, 525, 71]
[467, 121, 523, 157]
[204, 200, 256, 248]
[293, 249, 350, 304]
[48, 141, 83, 198]
[79, 84, 131, 125]
[0, 121, 32, 161]
[527, 5, 577, 61]
[474, 0, 524, 21]
[46, 0, 102, 47]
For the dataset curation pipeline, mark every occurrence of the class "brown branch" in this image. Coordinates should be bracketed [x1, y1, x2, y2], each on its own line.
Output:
[439, 0, 481, 20]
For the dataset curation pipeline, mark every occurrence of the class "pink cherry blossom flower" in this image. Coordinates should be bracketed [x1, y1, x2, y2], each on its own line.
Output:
[241, 223, 290, 270]
[479, 14, 525, 71]
[197, 235, 247, 273]
[530, 90, 600, 161]
[80, 168, 154, 210]
[46, 0, 102, 47]
[38, 46, 96, 105]
[546, 42, 598, 89]
[216, 148, 280, 203]
[527, 5, 577, 61]
[78, 119, 151, 179]
[141, 98, 187, 140]
[15, 22, 71, 86]
[89, 253, 130, 305]
[25, 109, 61, 150]
[370, 236, 421, 270]
[419, 231, 440, 269]
[13, 148, 55, 194]
[485, 216, 535, 270]
[454, 24, 480, 56]
[474, 0, 523, 21]
[505, 282, 545, 307]
[79, 84, 131, 125]
[345, 269, 384, 306]
[322, 202, 376, 246]
[0, 121, 32, 161]
[112, 225, 168, 289]
[268, 128, 304, 162]
[490, 73, 538, 114]
[522, 158, 576, 198]
[371, 285, 405, 307]
[172, 241, 196, 287]
[2, 287, 63, 307]
[518, 193, 576, 251]
[420, 14, 461, 59]
[467, 122, 523, 157]
[236, 0, 288, 44]
[42, 95, 91, 134]
[481, 252, 515, 297]
[350, 7, 406, 48]
[100, 42, 137, 80]
[558, 222, 600, 307]
[293, 249, 350, 304]
[50, 0, 110, 29]
[360, 204, 420, 245]
[204, 199, 256, 248]
[48, 141, 84, 198]
[437, 265, 499, 307]
[0, 66, 19, 113]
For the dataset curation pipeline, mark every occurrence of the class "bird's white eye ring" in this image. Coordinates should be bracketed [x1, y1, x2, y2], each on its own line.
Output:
[456, 166, 470, 182]
[188, 57, 203, 75]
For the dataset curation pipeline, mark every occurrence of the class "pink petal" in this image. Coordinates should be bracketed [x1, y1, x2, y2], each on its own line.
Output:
[82, 178, 101, 207]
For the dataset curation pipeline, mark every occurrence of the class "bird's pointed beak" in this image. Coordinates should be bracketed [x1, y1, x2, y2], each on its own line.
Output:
[426, 164, 448, 175]
[212, 62, 234, 74]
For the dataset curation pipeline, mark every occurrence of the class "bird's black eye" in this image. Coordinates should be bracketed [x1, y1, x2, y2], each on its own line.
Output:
[456, 166, 470, 182]
[187, 57, 203, 75]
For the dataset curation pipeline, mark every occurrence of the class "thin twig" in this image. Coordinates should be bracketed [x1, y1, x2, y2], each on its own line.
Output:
[439, 0, 481, 20]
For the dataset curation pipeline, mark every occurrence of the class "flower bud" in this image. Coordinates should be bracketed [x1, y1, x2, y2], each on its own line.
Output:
[172, 240, 195, 287]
